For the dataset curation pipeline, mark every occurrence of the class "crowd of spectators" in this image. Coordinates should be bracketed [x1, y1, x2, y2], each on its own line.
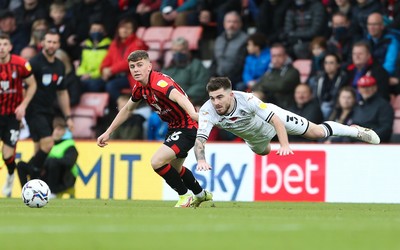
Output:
[1, 0, 399, 143]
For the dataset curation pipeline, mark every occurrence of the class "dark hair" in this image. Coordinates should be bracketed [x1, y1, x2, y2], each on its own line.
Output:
[115, 17, 137, 41]
[127, 50, 149, 62]
[0, 33, 11, 41]
[247, 33, 268, 49]
[206, 77, 232, 92]
[44, 29, 61, 41]
[324, 52, 342, 64]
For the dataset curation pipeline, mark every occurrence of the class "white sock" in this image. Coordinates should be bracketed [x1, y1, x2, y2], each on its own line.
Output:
[195, 190, 205, 198]
[322, 121, 358, 137]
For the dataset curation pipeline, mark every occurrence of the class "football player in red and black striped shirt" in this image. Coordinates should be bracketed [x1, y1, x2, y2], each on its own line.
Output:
[0, 33, 37, 196]
[97, 50, 212, 208]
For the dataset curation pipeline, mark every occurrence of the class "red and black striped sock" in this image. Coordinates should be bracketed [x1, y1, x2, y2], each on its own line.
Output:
[3, 156, 16, 175]
[155, 164, 188, 195]
[179, 167, 203, 195]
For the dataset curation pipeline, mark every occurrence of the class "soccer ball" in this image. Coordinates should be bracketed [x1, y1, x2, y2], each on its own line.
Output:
[21, 179, 50, 208]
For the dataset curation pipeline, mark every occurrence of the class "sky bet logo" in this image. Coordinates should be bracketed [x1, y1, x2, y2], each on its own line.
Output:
[254, 151, 326, 202]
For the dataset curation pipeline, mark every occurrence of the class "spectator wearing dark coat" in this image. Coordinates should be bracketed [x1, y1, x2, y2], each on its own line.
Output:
[352, 75, 393, 143]
[346, 41, 390, 101]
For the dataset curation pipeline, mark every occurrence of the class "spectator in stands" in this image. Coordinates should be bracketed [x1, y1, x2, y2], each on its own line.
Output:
[135, 0, 162, 27]
[346, 41, 390, 101]
[14, 0, 48, 37]
[76, 21, 111, 93]
[48, 2, 75, 59]
[188, 0, 242, 35]
[325, 86, 356, 143]
[386, 0, 399, 30]
[239, 32, 270, 91]
[350, 0, 382, 39]
[150, 0, 197, 26]
[0, 0, 22, 11]
[69, 0, 116, 58]
[256, 0, 291, 44]
[209, 11, 248, 89]
[161, 37, 209, 105]
[309, 53, 348, 120]
[252, 43, 300, 109]
[327, 12, 355, 67]
[287, 84, 323, 142]
[309, 36, 328, 80]
[0, 9, 29, 55]
[352, 75, 393, 143]
[281, 0, 327, 59]
[366, 12, 399, 77]
[28, 18, 48, 52]
[100, 17, 148, 107]
[110, 94, 145, 140]
[113, 0, 138, 21]
[44, 116, 78, 198]
[331, 0, 353, 19]
[19, 45, 37, 61]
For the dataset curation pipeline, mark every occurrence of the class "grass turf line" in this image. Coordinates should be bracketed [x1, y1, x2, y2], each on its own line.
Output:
[0, 199, 399, 250]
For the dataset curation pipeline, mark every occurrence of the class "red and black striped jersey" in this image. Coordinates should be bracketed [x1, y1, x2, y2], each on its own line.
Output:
[0, 54, 32, 115]
[131, 71, 197, 129]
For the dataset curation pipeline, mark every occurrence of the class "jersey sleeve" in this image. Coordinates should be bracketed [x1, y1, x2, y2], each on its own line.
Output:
[131, 82, 143, 102]
[197, 106, 216, 140]
[22, 61, 33, 78]
[152, 75, 175, 97]
[247, 93, 275, 122]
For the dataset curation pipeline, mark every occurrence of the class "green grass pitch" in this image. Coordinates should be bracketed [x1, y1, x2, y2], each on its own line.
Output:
[0, 199, 399, 250]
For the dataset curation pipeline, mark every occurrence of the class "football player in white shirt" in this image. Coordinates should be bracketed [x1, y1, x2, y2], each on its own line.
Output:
[195, 77, 380, 171]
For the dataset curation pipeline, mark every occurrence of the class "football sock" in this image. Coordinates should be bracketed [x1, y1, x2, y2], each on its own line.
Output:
[155, 164, 188, 195]
[3, 155, 16, 175]
[179, 166, 203, 195]
[28, 149, 48, 169]
[321, 121, 358, 138]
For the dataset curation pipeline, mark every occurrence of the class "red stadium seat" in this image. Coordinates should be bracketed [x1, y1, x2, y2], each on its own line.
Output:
[292, 59, 312, 84]
[136, 26, 146, 38]
[77, 93, 109, 117]
[142, 26, 174, 51]
[164, 26, 203, 51]
[391, 95, 400, 110]
[71, 106, 97, 139]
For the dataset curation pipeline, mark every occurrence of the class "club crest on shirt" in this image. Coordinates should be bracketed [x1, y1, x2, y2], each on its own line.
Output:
[42, 74, 52, 85]
[157, 80, 168, 88]
[12, 71, 17, 79]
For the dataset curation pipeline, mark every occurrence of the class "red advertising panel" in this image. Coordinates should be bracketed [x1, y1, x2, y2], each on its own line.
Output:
[254, 151, 326, 202]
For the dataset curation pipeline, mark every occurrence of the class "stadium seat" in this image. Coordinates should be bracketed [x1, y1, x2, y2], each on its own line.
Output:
[391, 95, 400, 110]
[164, 26, 203, 51]
[136, 26, 146, 38]
[142, 26, 174, 51]
[71, 106, 97, 139]
[292, 59, 312, 84]
[77, 92, 109, 117]
[163, 50, 174, 68]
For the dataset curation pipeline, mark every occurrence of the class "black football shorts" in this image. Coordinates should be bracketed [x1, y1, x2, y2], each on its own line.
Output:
[163, 127, 197, 158]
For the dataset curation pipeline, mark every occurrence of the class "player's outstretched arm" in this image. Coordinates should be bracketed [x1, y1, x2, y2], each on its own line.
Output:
[270, 114, 294, 156]
[97, 99, 140, 147]
[194, 137, 212, 171]
[169, 89, 199, 121]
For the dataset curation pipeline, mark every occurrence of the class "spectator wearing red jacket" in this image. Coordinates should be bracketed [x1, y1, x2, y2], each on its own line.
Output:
[100, 17, 148, 106]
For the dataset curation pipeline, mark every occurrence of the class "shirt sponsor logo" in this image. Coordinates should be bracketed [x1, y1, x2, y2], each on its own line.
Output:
[254, 151, 326, 202]
[25, 62, 32, 72]
[157, 80, 168, 88]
